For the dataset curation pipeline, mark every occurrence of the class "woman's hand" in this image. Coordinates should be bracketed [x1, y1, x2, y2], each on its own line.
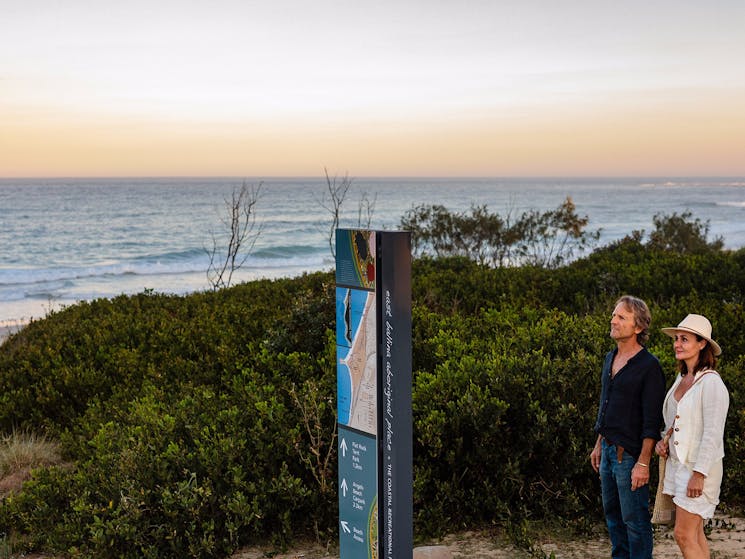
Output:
[687, 471, 705, 499]
[655, 438, 669, 458]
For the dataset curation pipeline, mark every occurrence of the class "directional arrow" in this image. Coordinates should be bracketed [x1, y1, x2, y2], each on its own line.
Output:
[340, 478, 348, 497]
[340, 520, 351, 534]
[340, 438, 348, 458]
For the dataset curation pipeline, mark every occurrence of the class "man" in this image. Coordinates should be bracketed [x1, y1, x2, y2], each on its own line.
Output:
[591, 295, 665, 559]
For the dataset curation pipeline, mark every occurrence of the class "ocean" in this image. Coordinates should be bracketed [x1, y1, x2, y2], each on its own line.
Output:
[2, 177, 744, 325]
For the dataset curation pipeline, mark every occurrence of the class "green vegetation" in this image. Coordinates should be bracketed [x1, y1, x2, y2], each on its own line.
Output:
[1, 212, 744, 558]
[401, 197, 601, 268]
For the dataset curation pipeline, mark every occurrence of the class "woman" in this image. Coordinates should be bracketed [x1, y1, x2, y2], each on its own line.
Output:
[656, 314, 729, 559]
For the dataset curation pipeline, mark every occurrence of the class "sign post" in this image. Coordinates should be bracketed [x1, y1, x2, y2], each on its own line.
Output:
[336, 229, 412, 559]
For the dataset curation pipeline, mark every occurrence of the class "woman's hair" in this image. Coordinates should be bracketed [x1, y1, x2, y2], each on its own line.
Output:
[678, 336, 718, 375]
[615, 295, 651, 344]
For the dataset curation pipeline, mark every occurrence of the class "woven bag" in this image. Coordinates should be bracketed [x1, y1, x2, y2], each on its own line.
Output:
[651, 430, 676, 525]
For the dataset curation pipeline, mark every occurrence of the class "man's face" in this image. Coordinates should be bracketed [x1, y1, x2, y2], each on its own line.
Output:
[609, 303, 642, 343]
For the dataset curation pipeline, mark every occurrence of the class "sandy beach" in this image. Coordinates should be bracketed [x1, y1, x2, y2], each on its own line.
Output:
[1, 324, 16, 346]
[0, 319, 27, 346]
[230, 516, 745, 558]
[14, 516, 745, 559]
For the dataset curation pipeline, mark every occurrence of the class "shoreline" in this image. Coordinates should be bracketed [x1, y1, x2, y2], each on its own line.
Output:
[0, 319, 29, 346]
[3, 177, 744, 330]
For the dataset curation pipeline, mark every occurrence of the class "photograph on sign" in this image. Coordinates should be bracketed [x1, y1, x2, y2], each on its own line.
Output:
[336, 287, 377, 435]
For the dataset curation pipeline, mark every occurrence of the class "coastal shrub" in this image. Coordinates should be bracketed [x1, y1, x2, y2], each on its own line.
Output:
[1, 246, 745, 556]
[401, 197, 600, 268]
[409, 210, 744, 316]
[0, 272, 334, 435]
[647, 211, 724, 254]
[412, 308, 609, 533]
[263, 278, 336, 355]
[721, 355, 745, 504]
[565, 242, 745, 310]
[411, 256, 563, 317]
[2, 353, 334, 557]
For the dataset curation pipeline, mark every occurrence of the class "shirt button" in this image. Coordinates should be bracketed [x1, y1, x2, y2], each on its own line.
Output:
[675, 415, 680, 419]
[675, 427, 680, 431]
[674, 441, 679, 445]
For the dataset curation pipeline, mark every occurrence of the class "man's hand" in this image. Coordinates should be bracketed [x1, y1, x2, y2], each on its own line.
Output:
[590, 444, 602, 473]
[631, 463, 649, 491]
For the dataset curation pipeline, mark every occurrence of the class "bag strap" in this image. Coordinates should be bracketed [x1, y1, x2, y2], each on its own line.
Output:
[695, 368, 719, 381]
[663, 427, 673, 444]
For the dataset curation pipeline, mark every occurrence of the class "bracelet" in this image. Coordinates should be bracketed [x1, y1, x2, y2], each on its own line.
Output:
[636, 462, 648, 468]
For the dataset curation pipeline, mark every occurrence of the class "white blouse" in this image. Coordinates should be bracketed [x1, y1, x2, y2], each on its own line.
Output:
[662, 369, 729, 476]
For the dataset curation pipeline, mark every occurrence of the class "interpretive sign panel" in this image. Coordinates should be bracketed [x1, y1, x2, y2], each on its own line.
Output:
[336, 229, 412, 559]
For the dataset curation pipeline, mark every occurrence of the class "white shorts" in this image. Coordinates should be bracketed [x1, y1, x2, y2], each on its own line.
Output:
[663, 457, 722, 519]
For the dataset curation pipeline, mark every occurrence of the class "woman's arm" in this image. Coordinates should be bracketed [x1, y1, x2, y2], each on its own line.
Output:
[692, 375, 729, 476]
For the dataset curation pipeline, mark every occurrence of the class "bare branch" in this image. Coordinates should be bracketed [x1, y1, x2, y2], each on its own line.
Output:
[357, 191, 377, 229]
[314, 167, 353, 258]
[205, 181, 263, 290]
[289, 380, 337, 496]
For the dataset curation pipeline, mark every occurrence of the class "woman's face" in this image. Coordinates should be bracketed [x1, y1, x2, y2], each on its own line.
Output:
[672, 330, 707, 364]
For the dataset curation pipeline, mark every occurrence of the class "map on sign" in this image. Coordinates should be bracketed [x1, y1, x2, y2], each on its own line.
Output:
[337, 287, 377, 435]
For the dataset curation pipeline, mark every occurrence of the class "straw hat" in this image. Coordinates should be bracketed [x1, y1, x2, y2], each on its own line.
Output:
[661, 314, 722, 356]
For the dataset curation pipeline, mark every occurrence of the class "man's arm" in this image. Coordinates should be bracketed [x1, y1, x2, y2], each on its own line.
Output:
[590, 353, 613, 473]
[630, 437, 654, 490]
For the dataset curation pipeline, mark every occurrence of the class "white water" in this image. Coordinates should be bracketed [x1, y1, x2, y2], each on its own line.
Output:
[2, 176, 744, 323]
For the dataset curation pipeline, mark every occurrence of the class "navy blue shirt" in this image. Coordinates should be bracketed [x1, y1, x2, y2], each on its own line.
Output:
[593, 347, 665, 458]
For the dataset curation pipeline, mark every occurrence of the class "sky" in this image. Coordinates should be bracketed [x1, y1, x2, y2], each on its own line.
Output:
[1, 0, 745, 177]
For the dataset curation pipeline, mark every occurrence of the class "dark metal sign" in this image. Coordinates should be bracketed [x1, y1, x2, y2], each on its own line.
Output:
[336, 229, 412, 559]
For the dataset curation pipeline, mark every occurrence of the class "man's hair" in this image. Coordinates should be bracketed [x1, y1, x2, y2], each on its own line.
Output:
[615, 295, 651, 345]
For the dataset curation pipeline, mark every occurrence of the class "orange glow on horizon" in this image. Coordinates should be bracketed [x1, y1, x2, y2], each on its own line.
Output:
[3, 90, 744, 178]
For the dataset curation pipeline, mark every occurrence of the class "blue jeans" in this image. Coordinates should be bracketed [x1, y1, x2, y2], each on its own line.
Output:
[600, 440, 653, 559]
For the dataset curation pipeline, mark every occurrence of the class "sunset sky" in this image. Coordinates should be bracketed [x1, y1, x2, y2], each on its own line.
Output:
[2, 0, 744, 177]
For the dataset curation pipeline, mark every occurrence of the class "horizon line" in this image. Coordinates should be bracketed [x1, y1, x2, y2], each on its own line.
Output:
[2, 174, 745, 181]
